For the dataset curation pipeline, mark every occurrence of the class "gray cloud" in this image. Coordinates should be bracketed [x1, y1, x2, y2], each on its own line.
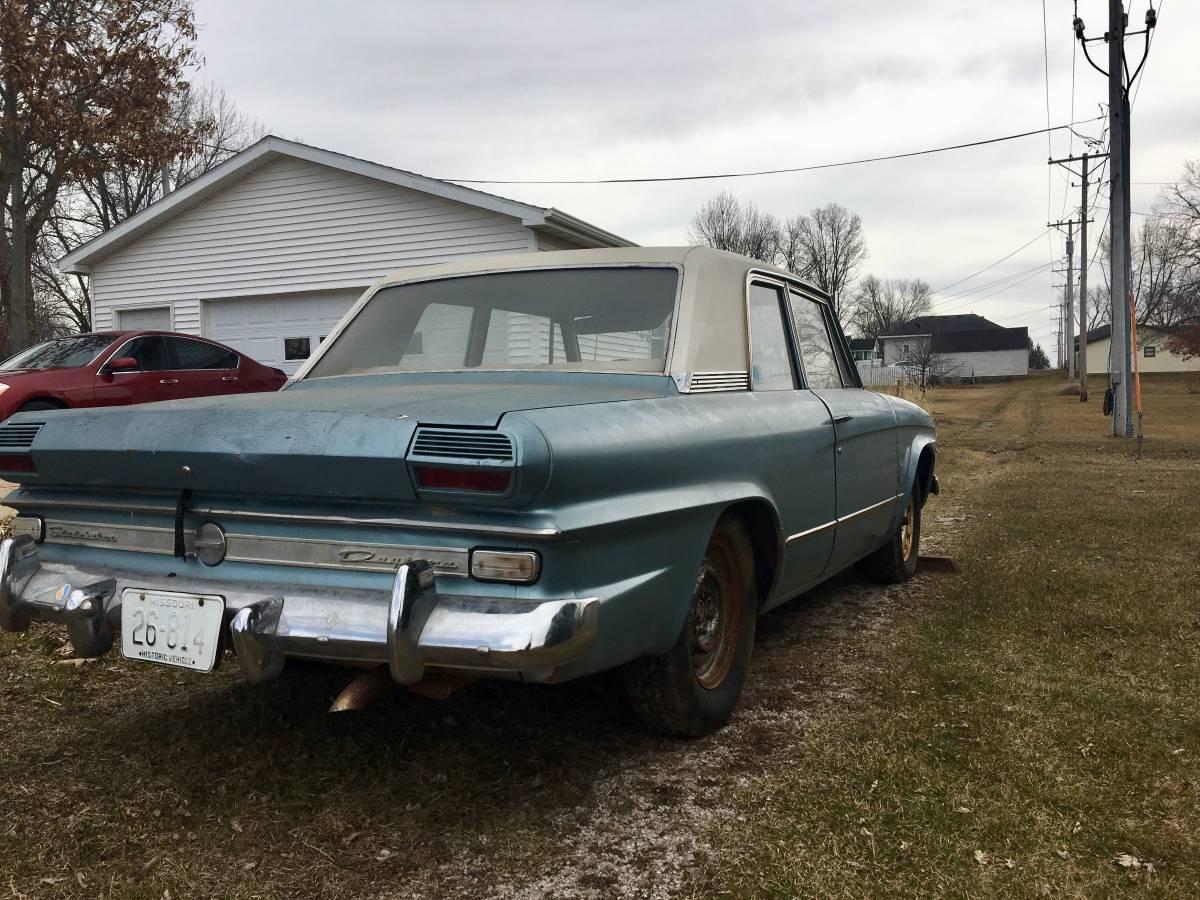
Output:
[193, 0, 1199, 356]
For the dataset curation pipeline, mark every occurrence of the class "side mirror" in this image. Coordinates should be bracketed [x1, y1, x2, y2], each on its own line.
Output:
[107, 356, 139, 372]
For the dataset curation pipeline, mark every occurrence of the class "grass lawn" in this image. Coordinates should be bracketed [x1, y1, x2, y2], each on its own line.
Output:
[701, 372, 1200, 897]
[0, 373, 1196, 898]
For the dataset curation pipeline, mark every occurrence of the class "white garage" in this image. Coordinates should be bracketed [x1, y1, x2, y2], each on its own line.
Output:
[58, 137, 633, 375]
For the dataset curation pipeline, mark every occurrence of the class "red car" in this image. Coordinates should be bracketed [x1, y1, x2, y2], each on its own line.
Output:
[0, 331, 287, 421]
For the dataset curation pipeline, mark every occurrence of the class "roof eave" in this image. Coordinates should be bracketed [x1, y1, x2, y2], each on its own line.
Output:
[529, 209, 637, 248]
[56, 136, 632, 272]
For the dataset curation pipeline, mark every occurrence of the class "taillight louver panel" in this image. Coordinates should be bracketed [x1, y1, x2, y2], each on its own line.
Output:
[0, 422, 44, 449]
[410, 428, 514, 462]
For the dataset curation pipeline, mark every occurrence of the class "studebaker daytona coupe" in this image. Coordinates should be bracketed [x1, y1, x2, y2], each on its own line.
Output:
[0, 247, 936, 736]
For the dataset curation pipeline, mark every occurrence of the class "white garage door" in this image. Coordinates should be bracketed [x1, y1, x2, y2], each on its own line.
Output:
[203, 291, 362, 375]
[116, 307, 172, 331]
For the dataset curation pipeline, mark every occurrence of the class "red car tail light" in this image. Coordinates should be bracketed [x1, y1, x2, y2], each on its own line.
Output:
[412, 465, 512, 494]
[0, 454, 37, 474]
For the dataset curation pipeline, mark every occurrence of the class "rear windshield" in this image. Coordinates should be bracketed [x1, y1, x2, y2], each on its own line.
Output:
[0, 335, 115, 370]
[306, 267, 678, 378]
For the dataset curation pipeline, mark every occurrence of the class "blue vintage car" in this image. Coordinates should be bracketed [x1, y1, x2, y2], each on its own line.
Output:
[0, 247, 936, 736]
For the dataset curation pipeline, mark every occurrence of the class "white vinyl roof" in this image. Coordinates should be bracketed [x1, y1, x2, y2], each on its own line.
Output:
[58, 136, 635, 274]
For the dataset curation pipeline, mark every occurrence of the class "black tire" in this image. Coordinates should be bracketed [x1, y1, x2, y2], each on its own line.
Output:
[622, 514, 757, 738]
[17, 400, 62, 413]
[860, 488, 921, 583]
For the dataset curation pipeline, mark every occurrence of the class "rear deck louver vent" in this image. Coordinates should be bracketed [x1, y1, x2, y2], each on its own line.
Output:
[0, 422, 44, 449]
[411, 428, 514, 461]
[688, 371, 750, 393]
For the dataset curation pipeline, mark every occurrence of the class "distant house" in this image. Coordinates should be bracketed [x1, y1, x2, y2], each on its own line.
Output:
[876, 314, 1029, 381]
[57, 136, 633, 374]
[1077, 324, 1200, 374]
[847, 337, 880, 362]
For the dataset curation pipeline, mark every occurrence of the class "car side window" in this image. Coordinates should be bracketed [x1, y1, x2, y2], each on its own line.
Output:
[120, 337, 170, 372]
[747, 283, 796, 391]
[788, 292, 843, 390]
[820, 304, 860, 387]
[166, 337, 238, 370]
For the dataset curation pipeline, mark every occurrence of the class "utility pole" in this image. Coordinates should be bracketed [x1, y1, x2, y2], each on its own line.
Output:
[1048, 152, 1105, 397]
[1107, 0, 1131, 437]
[1065, 233, 1075, 380]
[1074, 2, 1157, 435]
[1049, 215, 1092, 377]
[1079, 153, 1090, 402]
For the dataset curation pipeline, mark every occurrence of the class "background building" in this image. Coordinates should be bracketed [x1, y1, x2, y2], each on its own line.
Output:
[58, 137, 632, 374]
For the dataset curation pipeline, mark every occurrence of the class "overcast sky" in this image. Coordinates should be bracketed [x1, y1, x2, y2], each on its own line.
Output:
[193, 0, 1198, 359]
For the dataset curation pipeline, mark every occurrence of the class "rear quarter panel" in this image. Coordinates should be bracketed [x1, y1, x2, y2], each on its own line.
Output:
[508, 392, 810, 675]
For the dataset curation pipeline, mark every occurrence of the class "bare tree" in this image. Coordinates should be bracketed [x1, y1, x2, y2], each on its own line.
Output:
[781, 203, 866, 321]
[35, 84, 265, 332]
[849, 276, 931, 340]
[0, 0, 203, 353]
[897, 338, 960, 391]
[688, 192, 781, 264]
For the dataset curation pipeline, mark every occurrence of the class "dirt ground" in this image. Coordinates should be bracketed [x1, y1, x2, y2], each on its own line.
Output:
[1, 373, 1197, 898]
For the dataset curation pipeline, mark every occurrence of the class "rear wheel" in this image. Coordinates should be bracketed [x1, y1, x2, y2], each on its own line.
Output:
[860, 489, 921, 583]
[623, 515, 757, 737]
[17, 400, 62, 413]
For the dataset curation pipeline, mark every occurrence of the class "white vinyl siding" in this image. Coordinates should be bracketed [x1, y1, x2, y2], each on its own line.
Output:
[89, 156, 533, 335]
[1086, 332, 1200, 374]
[934, 348, 1029, 379]
[878, 337, 1027, 378]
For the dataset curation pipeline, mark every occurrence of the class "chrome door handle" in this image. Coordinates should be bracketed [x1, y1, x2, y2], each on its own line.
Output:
[159, 378, 179, 385]
[221, 376, 239, 382]
[832, 414, 854, 425]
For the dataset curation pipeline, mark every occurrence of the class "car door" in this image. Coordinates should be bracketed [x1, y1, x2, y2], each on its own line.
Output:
[788, 289, 900, 574]
[745, 280, 838, 604]
[91, 336, 176, 407]
[163, 337, 244, 398]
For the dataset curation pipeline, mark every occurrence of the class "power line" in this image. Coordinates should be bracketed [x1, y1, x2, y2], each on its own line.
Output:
[441, 117, 1104, 185]
[1131, 0, 1164, 108]
[933, 260, 1058, 314]
[927, 229, 1050, 295]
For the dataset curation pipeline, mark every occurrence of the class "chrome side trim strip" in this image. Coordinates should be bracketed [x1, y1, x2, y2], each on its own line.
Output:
[7, 498, 562, 539]
[785, 519, 836, 543]
[36, 519, 471, 577]
[785, 493, 905, 544]
[838, 493, 906, 524]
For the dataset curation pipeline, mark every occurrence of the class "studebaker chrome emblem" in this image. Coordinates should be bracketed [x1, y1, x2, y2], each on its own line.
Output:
[47, 524, 118, 544]
[336, 547, 460, 572]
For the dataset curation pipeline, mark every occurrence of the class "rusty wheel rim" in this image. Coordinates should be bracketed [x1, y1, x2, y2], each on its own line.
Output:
[690, 544, 739, 690]
[901, 496, 915, 560]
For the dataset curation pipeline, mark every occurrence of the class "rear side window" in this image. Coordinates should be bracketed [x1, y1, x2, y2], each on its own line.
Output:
[120, 337, 171, 372]
[747, 283, 796, 391]
[167, 337, 238, 370]
[788, 292, 843, 389]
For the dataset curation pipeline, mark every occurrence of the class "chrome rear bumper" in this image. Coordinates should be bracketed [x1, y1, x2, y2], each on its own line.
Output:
[0, 537, 598, 684]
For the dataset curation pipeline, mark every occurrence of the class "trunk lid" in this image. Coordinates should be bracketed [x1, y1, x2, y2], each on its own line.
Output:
[15, 373, 670, 501]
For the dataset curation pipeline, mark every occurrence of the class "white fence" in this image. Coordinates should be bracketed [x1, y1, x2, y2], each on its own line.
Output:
[856, 361, 907, 387]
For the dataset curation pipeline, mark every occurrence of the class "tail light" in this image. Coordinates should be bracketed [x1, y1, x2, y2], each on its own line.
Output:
[412, 465, 512, 494]
[0, 454, 37, 474]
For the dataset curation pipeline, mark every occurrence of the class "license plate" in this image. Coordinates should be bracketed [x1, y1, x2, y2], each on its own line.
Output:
[121, 589, 225, 672]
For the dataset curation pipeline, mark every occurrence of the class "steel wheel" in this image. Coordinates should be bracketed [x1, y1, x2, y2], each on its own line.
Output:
[690, 544, 740, 690]
[900, 495, 916, 561]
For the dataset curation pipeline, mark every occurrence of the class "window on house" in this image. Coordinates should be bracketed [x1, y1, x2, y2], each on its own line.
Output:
[1144, 345, 1156, 358]
[747, 283, 796, 391]
[284, 337, 312, 361]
